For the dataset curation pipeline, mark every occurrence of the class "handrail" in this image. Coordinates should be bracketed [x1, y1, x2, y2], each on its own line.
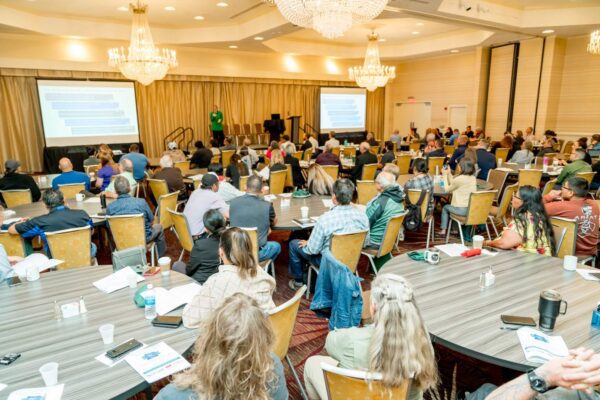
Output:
[303, 123, 320, 136]
[164, 127, 184, 150]
[180, 127, 195, 153]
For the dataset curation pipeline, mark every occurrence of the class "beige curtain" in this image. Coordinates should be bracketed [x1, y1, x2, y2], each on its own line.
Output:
[0, 69, 385, 172]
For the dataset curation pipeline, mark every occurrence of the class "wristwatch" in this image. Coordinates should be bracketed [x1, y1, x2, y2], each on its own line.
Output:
[527, 369, 551, 393]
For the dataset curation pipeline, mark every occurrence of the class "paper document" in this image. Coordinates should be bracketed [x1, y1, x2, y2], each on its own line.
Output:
[292, 218, 315, 229]
[257, 167, 270, 180]
[2, 218, 22, 225]
[8, 384, 64, 400]
[263, 194, 277, 202]
[93, 267, 145, 294]
[576, 268, 600, 281]
[495, 168, 514, 172]
[322, 199, 334, 208]
[517, 327, 569, 363]
[84, 197, 101, 203]
[125, 342, 191, 383]
[12, 253, 63, 277]
[0, 383, 6, 392]
[150, 283, 202, 316]
[435, 244, 469, 257]
[189, 174, 203, 181]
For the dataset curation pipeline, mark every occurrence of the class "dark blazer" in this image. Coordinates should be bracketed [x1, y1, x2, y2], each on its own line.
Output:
[475, 148, 497, 180]
[190, 148, 213, 169]
[351, 151, 377, 181]
[284, 154, 305, 188]
[448, 145, 468, 170]
[427, 149, 447, 159]
[186, 232, 221, 284]
[0, 172, 41, 206]
[380, 151, 396, 165]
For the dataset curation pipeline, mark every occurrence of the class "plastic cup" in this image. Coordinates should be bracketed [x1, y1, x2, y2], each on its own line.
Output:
[99, 324, 115, 344]
[472, 235, 484, 250]
[39, 362, 58, 386]
[497, 159, 502, 167]
[563, 255, 577, 271]
[301, 206, 309, 219]
[158, 256, 171, 276]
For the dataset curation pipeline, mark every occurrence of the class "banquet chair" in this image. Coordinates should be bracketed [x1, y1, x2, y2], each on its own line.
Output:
[211, 155, 220, 164]
[551, 225, 567, 258]
[409, 141, 420, 153]
[447, 190, 497, 245]
[269, 170, 287, 195]
[488, 184, 517, 237]
[167, 209, 193, 262]
[46, 226, 93, 269]
[222, 124, 230, 136]
[243, 123, 252, 136]
[284, 165, 294, 189]
[254, 123, 262, 136]
[331, 147, 341, 157]
[221, 150, 235, 168]
[576, 171, 595, 184]
[322, 362, 409, 400]
[370, 145, 379, 155]
[233, 123, 242, 135]
[268, 285, 308, 400]
[58, 183, 85, 200]
[356, 180, 378, 205]
[342, 147, 355, 158]
[495, 148, 510, 163]
[322, 165, 339, 182]
[239, 175, 249, 192]
[361, 164, 378, 180]
[542, 153, 558, 164]
[240, 227, 274, 278]
[406, 189, 433, 248]
[563, 141, 574, 155]
[428, 157, 446, 175]
[518, 169, 542, 188]
[396, 154, 412, 175]
[107, 214, 157, 266]
[174, 161, 190, 173]
[84, 164, 100, 175]
[147, 179, 169, 209]
[0, 231, 27, 257]
[361, 212, 406, 274]
[487, 169, 509, 204]
[156, 191, 179, 230]
[0, 189, 32, 208]
[542, 179, 558, 197]
[304, 148, 314, 162]
[550, 217, 577, 258]
[444, 144, 455, 155]
[292, 151, 303, 161]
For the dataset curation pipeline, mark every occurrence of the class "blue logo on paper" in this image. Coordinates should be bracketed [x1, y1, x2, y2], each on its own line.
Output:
[531, 333, 548, 343]
[143, 351, 160, 360]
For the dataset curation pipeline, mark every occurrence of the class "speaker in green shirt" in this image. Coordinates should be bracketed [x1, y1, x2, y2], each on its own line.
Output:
[210, 105, 224, 145]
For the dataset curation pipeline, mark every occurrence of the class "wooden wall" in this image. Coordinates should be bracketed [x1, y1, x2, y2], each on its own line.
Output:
[484, 44, 515, 138]
[512, 38, 544, 133]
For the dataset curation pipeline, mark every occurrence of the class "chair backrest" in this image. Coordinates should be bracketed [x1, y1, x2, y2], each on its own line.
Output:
[377, 213, 407, 257]
[409, 141, 420, 152]
[331, 147, 341, 157]
[45, 226, 91, 269]
[407, 189, 430, 221]
[211, 154, 220, 164]
[240, 227, 259, 263]
[550, 216, 577, 258]
[233, 123, 242, 135]
[342, 147, 355, 158]
[576, 171, 595, 184]
[487, 169, 509, 202]
[84, 164, 100, 175]
[396, 154, 412, 175]
[494, 184, 518, 220]
[495, 148, 510, 162]
[551, 225, 567, 258]
[303, 148, 314, 161]
[243, 123, 252, 135]
[285, 164, 293, 188]
[292, 151, 303, 161]
[254, 123, 262, 135]
[147, 178, 170, 201]
[356, 180, 378, 205]
[465, 191, 497, 225]
[322, 362, 409, 400]
[518, 169, 543, 188]
[322, 165, 339, 182]
[106, 214, 146, 251]
[542, 178, 557, 197]
[0, 189, 32, 208]
[542, 153, 557, 165]
[269, 170, 287, 195]
[268, 286, 307, 360]
[239, 175, 249, 192]
[427, 157, 445, 175]
[223, 123, 230, 135]
[563, 141, 574, 155]
[0, 231, 26, 257]
[221, 150, 235, 168]
[330, 230, 368, 273]
[361, 163, 378, 180]
[174, 161, 190, 173]
[157, 191, 179, 230]
[168, 209, 194, 252]
[58, 183, 85, 200]
[370, 145, 379, 155]
[443, 144, 455, 154]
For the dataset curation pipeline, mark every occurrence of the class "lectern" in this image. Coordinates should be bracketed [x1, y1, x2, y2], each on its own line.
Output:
[287, 115, 301, 143]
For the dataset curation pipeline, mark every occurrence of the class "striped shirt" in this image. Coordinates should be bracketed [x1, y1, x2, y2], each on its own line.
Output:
[304, 205, 369, 255]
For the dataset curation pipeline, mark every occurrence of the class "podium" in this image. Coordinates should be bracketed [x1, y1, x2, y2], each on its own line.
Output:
[287, 116, 301, 143]
[263, 116, 286, 142]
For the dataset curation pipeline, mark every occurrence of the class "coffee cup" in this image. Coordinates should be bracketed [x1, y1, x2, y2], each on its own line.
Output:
[300, 206, 309, 220]
[538, 289, 568, 331]
[497, 159, 502, 167]
[424, 248, 440, 265]
[75, 193, 85, 202]
[563, 255, 577, 271]
[472, 235, 484, 250]
[39, 362, 59, 386]
[158, 256, 171, 276]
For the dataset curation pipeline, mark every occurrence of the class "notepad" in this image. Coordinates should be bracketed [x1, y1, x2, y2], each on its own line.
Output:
[12, 253, 63, 277]
[84, 197, 101, 203]
[93, 267, 145, 294]
[435, 244, 469, 257]
[151, 283, 202, 316]
[125, 342, 191, 383]
[292, 218, 316, 228]
[518, 327, 568, 363]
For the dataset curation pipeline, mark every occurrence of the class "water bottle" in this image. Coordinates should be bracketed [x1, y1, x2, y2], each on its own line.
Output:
[144, 284, 157, 320]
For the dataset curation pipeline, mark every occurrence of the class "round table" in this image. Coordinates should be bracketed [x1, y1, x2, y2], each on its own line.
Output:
[1, 265, 198, 399]
[271, 194, 332, 230]
[380, 250, 600, 371]
[9, 198, 112, 226]
[397, 174, 494, 196]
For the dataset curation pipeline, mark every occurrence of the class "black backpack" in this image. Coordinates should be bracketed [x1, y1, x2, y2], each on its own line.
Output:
[403, 190, 427, 232]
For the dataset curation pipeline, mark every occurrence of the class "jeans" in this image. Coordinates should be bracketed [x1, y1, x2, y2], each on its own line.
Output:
[259, 241, 281, 262]
[441, 205, 468, 229]
[147, 224, 166, 257]
[91, 242, 97, 258]
[288, 239, 322, 282]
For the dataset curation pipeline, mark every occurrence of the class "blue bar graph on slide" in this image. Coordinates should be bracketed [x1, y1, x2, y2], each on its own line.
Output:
[320, 94, 365, 130]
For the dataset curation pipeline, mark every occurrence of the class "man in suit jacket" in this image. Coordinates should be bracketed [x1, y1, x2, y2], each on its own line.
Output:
[350, 142, 377, 182]
[474, 139, 497, 179]
[283, 143, 305, 188]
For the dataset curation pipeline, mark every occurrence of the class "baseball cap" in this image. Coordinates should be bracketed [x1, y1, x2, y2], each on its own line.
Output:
[201, 174, 219, 187]
[5, 160, 20, 171]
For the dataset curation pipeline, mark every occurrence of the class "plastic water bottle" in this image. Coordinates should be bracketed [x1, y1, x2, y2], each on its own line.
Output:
[144, 284, 157, 320]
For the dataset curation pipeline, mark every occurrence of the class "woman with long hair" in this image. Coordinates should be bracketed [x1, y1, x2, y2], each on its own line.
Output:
[306, 163, 334, 196]
[304, 273, 438, 400]
[156, 293, 288, 400]
[485, 185, 555, 255]
[491, 134, 515, 160]
[439, 158, 477, 236]
[182, 227, 276, 328]
[226, 153, 249, 189]
[95, 153, 116, 191]
[186, 210, 226, 284]
[269, 149, 287, 173]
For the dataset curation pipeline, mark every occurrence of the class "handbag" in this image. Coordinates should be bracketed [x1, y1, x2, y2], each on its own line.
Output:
[112, 245, 148, 274]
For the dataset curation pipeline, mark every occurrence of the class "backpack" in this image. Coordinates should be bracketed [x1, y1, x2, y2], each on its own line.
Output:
[403, 190, 427, 232]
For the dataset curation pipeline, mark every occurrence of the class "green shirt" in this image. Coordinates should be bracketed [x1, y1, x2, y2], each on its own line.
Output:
[366, 196, 404, 245]
[557, 159, 591, 184]
[210, 110, 223, 131]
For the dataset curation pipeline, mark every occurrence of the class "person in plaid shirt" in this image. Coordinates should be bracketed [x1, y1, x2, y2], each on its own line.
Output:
[404, 158, 435, 213]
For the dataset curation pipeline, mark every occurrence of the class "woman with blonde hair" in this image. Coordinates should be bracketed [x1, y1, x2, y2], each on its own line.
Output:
[304, 273, 438, 400]
[156, 293, 288, 400]
[306, 163, 334, 196]
[182, 227, 276, 329]
[269, 149, 287, 173]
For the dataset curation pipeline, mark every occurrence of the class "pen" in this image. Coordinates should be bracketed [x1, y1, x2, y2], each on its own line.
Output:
[500, 326, 519, 331]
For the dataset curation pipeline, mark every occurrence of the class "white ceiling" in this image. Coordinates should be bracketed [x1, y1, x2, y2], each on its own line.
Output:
[486, 0, 600, 9]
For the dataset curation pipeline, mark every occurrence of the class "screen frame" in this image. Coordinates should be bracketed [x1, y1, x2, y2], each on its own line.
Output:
[319, 86, 367, 133]
[35, 78, 141, 148]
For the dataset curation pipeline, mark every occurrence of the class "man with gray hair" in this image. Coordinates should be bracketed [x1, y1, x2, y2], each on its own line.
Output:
[104, 158, 137, 198]
[557, 148, 592, 186]
[152, 155, 185, 196]
[350, 141, 377, 182]
[315, 141, 342, 168]
[365, 171, 405, 247]
[106, 176, 166, 257]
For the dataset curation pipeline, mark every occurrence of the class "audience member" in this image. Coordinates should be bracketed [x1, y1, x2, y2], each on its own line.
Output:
[315, 142, 342, 168]
[382, 163, 400, 180]
[83, 146, 100, 167]
[485, 185, 554, 255]
[306, 164, 334, 196]
[365, 172, 404, 247]
[304, 273, 438, 400]
[404, 127, 420, 143]
[269, 149, 287, 177]
[324, 131, 340, 148]
[206, 164, 244, 201]
[390, 129, 402, 145]
[221, 136, 236, 151]
[514, 130, 525, 148]
[448, 135, 469, 170]
[543, 177, 599, 258]
[524, 126, 535, 142]
[574, 138, 593, 164]
[52, 157, 91, 191]
[95, 153, 117, 192]
[405, 158, 434, 213]
[226, 153, 249, 189]
[157, 293, 287, 400]
[510, 141, 535, 164]
[104, 159, 137, 198]
[106, 176, 166, 257]
[423, 133, 436, 153]
[164, 141, 186, 163]
[473, 139, 496, 179]
[426, 139, 447, 159]
[0, 160, 41, 206]
[448, 128, 460, 145]
[439, 159, 477, 236]
[209, 139, 221, 156]
[283, 143, 305, 188]
[350, 142, 377, 181]
[491, 135, 515, 161]
[557, 149, 592, 186]
[474, 127, 485, 139]
[366, 132, 379, 147]
[288, 179, 369, 289]
[183, 174, 229, 237]
[152, 155, 186, 195]
[589, 134, 600, 157]
[443, 127, 453, 139]
[186, 209, 226, 284]
[182, 228, 276, 328]
[190, 140, 213, 169]
[464, 125, 474, 138]
[280, 134, 296, 154]
[0, 244, 18, 283]
[98, 143, 113, 158]
[380, 141, 396, 165]
[537, 138, 556, 158]
[121, 143, 148, 181]
[592, 158, 600, 190]
[308, 133, 319, 150]
[266, 141, 281, 160]
[301, 133, 313, 152]
[239, 138, 259, 166]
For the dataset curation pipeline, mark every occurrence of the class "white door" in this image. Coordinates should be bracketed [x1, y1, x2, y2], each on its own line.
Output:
[393, 102, 432, 138]
[448, 105, 467, 132]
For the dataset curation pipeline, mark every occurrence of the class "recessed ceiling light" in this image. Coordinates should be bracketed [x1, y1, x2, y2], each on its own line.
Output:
[194, 15, 205, 20]
[164, 6, 176, 11]
[216, 2, 229, 7]
[378, 38, 386, 42]
[254, 36, 264, 41]
[542, 29, 555, 34]
[450, 49, 460, 53]
[229, 45, 238, 49]
[117, 6, 128, 11]
[416, 22, 424, 26]
[411, 31, 420, 35]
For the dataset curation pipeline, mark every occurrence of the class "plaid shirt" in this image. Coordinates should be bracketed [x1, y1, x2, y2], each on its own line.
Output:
[304, 205, 369, 255]
[404, 174, 435, 212]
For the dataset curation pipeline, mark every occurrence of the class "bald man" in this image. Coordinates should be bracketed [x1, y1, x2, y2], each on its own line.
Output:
[350, 141, 377, 182]
[51, 157, 91, 191]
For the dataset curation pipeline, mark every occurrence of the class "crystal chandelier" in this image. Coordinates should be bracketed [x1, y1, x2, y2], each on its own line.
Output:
[588, 30, 600, 55]
[349, 33, 395, 91]
[108, 2, 178, 86]
[274, 0, 388, 39]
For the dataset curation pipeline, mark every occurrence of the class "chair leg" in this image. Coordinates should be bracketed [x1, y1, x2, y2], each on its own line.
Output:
[426, 216, 433, 248]
[485, 223, 492, 240]
[366, 254, 377, 275]
[445, 220, 451, 243]
[490, 216, 499, 238]
[178, 249, 184, 262]
[306, 267, 313, 299]
[457, 222, 465, 246]
[286, 355, 309, 400]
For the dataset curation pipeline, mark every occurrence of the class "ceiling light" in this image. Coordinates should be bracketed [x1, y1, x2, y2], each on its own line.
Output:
[411, 31, 420, 35]
[164, 6, 176, 11]
[117, 6, 128, 11]
[194, 15, 205, 20]
[229, 45, 238, 49]
[450, 49, 459, 53]
[588, 30, 600, 55]
[216, 2, 229, 7]
[542, 29, 554, 34]
[378, 38, 386, 42]
[349, 32, 395, 91]
[416, 22, 424, 26]
[254, 36, 264, 40]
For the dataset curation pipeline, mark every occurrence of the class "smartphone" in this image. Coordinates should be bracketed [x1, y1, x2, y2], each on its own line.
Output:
[143, 267, 160, 277]
[106, 339, 143, 359]
[8, 276, 22, 287]
[152, 315, 183, 328]
[500, 315, 536, 327]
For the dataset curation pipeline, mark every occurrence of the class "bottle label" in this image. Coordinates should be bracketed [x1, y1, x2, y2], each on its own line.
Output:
[145, 297, 155, 306]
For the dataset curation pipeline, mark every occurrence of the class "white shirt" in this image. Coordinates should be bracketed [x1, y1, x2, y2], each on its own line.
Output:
[218, 181, 244, 202]
[325, 138, 340, 148]
[282, 141, 297, 153]
[309, 137, 319, 149]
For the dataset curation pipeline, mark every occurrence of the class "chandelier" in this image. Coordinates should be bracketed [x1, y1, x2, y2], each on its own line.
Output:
[108, 2, 178, 86]
[273, 0, 388, 39]
[349, 33, 395, 91]
[588, 30, 600, 55]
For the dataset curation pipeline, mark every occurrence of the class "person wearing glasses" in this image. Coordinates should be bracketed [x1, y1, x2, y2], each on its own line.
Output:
[484, 185, 555, 256]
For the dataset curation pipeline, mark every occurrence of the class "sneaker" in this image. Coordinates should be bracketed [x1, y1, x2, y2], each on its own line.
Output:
[288, 279, 303, 290]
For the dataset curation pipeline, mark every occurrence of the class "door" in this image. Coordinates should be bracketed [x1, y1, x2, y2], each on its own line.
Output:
[448, 105, 467, 131]
[393, 102, 432, 138]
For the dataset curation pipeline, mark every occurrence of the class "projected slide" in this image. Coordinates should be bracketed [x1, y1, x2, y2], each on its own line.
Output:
[320, 87, 367, 133]
[37, 80, 140, 147]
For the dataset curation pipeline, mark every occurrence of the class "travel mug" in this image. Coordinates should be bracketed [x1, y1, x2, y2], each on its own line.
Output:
[538, 289, 568, 331]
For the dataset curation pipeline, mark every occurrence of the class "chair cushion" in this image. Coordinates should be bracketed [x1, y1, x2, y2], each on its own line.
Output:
[450, 213, 467, 223]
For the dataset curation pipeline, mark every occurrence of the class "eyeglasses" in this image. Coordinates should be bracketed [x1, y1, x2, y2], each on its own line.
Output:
[562, 186, 572, 191]
[513, 194, 521, 200]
